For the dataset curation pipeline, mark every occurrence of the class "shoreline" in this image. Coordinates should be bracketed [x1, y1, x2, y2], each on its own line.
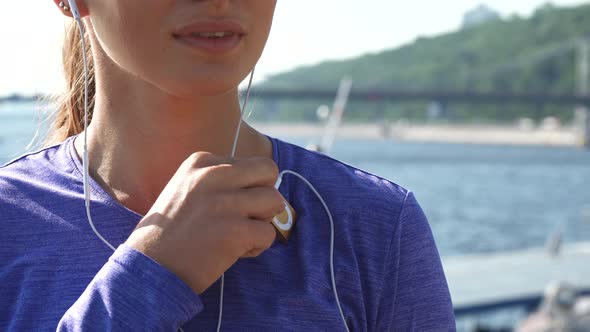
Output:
[250, 122, 586, 148]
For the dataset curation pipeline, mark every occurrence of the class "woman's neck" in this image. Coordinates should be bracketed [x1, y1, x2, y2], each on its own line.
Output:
[73, 59, 272, 216]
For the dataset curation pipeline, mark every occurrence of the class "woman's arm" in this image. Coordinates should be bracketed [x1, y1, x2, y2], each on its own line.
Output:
[376, 191, 456, 331]
[58, 153, 285, 331]
[57, 244, 203, 331]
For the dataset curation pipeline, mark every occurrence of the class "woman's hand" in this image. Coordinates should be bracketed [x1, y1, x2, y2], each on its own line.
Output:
[124, 151, 284, 294]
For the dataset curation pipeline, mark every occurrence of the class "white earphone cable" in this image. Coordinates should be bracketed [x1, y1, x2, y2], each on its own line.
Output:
[214, 66, 257, 332]
[274, 170, 350, 332]
[75, 18, 116, 254]
[214, 67, 256, 332]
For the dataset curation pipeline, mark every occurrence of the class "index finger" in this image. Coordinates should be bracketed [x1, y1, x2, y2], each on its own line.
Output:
[217, 157, 279, 189]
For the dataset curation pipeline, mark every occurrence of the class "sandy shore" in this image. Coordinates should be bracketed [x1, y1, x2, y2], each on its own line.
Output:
[250, 122, 587, 147]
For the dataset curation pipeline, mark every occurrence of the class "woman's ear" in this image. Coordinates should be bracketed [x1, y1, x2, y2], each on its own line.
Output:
[52, 0, 90, 18]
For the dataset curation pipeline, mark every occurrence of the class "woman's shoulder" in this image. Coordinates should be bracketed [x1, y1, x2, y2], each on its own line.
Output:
[0, 138, 75, 201]
[273, 136, 409, 192]
[271, 137, 413, 225]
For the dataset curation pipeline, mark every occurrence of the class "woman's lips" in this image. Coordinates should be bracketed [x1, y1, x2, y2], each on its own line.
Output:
[174, 33, 243, 54]
[173, 20, 246, 55]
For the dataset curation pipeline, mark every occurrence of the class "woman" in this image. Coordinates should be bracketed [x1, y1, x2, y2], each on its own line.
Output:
[0, 1, 455, 331]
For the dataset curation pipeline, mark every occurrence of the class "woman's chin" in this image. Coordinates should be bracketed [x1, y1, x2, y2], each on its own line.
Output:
[164, 79, 241, 99]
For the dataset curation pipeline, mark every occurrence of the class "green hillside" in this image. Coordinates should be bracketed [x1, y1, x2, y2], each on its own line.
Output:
[253, 3, 590, 123]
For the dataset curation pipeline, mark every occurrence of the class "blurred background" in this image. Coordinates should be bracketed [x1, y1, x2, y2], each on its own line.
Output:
[2, 1, 590, 331]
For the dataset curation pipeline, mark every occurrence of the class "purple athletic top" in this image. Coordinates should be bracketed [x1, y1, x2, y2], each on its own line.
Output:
[0, 134, 455, 331]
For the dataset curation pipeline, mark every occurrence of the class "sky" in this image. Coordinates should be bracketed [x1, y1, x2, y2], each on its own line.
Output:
[0, 0, 588, 96]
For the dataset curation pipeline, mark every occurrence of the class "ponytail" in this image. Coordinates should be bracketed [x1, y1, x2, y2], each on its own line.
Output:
[44, 20, 95, 146]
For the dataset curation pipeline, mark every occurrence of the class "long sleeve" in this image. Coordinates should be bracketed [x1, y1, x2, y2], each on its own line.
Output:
[57, 244, 203, 331]
[377, 191, 456, 331]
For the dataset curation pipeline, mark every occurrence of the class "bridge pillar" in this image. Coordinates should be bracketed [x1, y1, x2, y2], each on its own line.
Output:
[577, 39, 589, 96]
[584, 108, 590, 148]
[574, 106, 590, 148]
[576, 39, 590, 148]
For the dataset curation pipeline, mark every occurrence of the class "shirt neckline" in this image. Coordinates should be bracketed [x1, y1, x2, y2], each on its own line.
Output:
[66, 133, 282, 220]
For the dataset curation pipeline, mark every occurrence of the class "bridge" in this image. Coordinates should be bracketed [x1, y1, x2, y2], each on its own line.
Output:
[247, 37, 590, 148]
[4, 89, 589, 106]
[3, 89, 590, 106]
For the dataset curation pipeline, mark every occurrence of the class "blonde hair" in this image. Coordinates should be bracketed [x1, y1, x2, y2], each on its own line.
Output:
[44, 21, 95, 146]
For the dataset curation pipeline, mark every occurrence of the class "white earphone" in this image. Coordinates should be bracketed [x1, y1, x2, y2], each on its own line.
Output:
[67, 1, 350, 331]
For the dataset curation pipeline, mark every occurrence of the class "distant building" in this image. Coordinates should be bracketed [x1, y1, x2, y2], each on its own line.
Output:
[462, 4, 501, 28]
